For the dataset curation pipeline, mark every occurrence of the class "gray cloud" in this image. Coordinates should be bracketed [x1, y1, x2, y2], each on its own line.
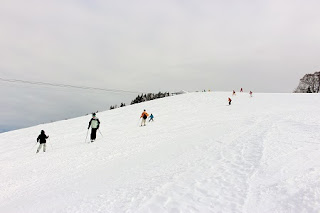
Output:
[1, 0, 320, 131]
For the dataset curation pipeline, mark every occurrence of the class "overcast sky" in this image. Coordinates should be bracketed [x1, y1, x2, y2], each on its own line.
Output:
[1, 0, 320, 132]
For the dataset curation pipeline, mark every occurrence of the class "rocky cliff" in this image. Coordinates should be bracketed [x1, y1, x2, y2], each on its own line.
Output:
[294, 72, 320, 93]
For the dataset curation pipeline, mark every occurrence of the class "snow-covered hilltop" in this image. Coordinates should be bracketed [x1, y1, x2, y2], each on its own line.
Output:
[294, 71, 320, 93]
[1, 92, 320, 213]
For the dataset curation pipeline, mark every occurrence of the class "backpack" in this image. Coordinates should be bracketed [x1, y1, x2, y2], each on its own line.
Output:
[91, 118, 99, 128]
[143, 114, 147, 119]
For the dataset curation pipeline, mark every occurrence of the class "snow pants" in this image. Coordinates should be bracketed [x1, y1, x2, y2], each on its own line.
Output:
[37, 143, 46, 152]
[91, 128, 98, 141]
[141, 118, 147, 126]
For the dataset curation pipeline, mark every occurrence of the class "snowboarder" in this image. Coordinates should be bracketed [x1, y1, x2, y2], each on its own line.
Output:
[228, 97, 232, 105]
[88, 113, 100, 142]
[149, 113, 154, 122]
[233, 90, 236, 96]
[36, 130, 49, 153]
[240, 88, 243, 92]
[249, 91, 253, 97]
[140, 109, 149, 126]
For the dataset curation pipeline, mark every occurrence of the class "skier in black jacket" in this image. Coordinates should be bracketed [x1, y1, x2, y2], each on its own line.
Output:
[36, 130, 49, 153]
[88, 113, 100, 142]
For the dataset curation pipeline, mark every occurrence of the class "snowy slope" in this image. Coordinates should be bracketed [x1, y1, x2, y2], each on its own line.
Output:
[1, 92, 320, 213]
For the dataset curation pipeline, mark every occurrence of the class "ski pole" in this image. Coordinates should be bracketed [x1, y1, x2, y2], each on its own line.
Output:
[48, 138, 53, 149]
[85, 129, 89, 143]
[98, 129, 103, 137]
[31, 141, 38, 150]
[32, 141, 38, 150]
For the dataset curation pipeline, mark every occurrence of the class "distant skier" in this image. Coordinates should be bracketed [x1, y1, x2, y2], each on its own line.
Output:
[36, 130, 49, 153]
[228, 97, 232, 105]
[240, 88, 243, 92]
[149, 113, 154, 122]
[88, 113, 100, 142]
[233, 90, 236, 96]
[140, 109, 149, 126]
[249, 91, 253, 97]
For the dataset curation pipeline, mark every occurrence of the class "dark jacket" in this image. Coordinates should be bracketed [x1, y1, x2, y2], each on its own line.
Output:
[37, 133, 49, 144]
[88, 117, 100, 129]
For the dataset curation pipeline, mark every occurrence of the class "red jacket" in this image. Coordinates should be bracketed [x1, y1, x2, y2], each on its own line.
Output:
[141, 111, 149, 119]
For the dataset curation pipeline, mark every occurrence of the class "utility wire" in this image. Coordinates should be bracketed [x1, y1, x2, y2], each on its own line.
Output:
[0, 77, 142, 94]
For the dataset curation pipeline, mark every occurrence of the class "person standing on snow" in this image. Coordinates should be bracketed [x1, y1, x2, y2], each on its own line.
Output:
[140, 109, 149, 126]
[36, 130, 49, 153]
[228, 97, 232, 105]
[88, 113, 100, 142]
[249, 91, 253, 97]
[233, 90, 236, 96]
[149, 113, 154, 122]
[240, 88, 243, 92]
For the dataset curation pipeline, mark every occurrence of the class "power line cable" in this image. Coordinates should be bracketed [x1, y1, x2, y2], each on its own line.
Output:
[0, 77, 142, 94]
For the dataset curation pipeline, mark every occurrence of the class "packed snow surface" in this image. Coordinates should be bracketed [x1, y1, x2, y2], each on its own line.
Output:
[1, 92, 320, 213]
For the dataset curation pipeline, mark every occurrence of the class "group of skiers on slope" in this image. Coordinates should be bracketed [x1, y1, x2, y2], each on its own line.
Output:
[228, 88, 253, 106]
[36, 88, 255, 153]
[36, 88, 254, 153]
[36, 88, 256, 152]
[36, 110, 154, 153]
[36, 89, 256, 153]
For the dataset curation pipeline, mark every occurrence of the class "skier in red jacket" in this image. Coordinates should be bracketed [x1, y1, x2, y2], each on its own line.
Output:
[140, 109, 149, 126]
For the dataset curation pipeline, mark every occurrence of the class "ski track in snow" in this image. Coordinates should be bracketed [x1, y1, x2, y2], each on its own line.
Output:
[1, 92, 320, 213]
